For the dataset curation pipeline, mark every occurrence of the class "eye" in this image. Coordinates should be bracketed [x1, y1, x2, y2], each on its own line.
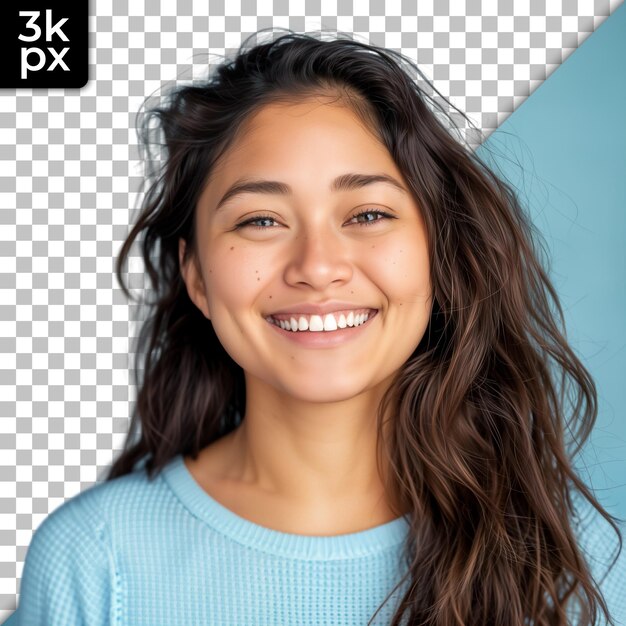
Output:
[233, 208, 397, 231]
[347, 208, 396, 227]
[234, 214, 280, 230]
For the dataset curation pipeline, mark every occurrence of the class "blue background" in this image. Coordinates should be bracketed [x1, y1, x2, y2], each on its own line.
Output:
[478, 4, 626, 519]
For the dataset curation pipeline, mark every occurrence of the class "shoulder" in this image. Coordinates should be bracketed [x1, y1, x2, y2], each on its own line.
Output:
[32, 458, 175, 555]
[14, 481, 115, 624]
[30, 460, 163, 544]
[14, 461, 170, 625]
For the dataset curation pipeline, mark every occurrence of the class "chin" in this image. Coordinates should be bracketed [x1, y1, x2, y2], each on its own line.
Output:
[280, 379, 374, 404]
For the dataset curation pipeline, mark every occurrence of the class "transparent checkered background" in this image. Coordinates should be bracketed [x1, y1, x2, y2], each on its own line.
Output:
[0, 0, 623, 617]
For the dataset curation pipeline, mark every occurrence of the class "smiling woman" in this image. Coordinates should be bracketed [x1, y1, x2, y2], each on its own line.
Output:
[8, 28, 626, 626]
[179, 98, 431, 412]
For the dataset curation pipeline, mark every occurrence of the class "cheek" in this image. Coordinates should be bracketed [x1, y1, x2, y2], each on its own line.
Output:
[203, 246, 272, 311]
[366, 233, 430, 301]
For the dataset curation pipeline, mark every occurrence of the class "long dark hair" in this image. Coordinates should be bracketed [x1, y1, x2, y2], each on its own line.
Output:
[105, 29, 622, 625]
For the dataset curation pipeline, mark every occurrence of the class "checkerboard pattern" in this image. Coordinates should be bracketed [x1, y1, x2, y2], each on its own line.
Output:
[0, 0, 622, 616]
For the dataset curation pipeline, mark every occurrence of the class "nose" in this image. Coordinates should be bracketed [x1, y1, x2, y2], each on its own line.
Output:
[283, 225, 353, 291]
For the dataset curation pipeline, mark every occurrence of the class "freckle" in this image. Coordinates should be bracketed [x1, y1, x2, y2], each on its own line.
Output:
[371, 245, 376, 249]
[257, 277, 260, 281]
[230, 246, 234, 251]
[269, 295, 272, 299]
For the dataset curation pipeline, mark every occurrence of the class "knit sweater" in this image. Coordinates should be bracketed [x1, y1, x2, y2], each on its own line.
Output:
[4, 453, 626, 625]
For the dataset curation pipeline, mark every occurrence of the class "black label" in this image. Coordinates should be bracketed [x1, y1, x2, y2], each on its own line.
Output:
[0, 0, 89, 88]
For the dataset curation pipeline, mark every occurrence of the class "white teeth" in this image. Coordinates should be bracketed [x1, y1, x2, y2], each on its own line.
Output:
[308, 314, 324, 332]
[323, 314, 337, 331]
[270, 310, 373, 332]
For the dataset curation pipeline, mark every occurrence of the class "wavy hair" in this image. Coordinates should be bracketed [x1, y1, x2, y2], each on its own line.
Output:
[105, 29, 622, 625]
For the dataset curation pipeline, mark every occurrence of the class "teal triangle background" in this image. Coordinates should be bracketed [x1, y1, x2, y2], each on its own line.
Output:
[478, 4, 626, 519]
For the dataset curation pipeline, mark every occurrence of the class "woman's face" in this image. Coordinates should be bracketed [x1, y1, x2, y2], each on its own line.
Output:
[180, 97, 432, 403]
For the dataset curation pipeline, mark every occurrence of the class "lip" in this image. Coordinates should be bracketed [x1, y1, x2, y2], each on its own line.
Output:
[265, 309, 378, 348]
[267, 301, 378, 317]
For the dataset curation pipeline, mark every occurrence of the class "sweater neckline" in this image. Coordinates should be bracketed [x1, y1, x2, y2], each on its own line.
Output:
[161, 453, 410, 561]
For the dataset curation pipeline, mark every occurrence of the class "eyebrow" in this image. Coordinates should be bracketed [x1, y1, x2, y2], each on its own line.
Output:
[214, 172, 408, 211]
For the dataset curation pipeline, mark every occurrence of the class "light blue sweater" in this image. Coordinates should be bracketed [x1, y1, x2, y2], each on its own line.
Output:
[4, 453, 626, 625]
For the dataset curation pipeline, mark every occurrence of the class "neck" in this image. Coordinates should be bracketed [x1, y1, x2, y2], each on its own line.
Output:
[224, 372, 403, 521]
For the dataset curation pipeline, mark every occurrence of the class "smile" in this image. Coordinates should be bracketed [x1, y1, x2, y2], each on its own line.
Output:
[264, 309, 379, 349]
[266, 308, 376, 332]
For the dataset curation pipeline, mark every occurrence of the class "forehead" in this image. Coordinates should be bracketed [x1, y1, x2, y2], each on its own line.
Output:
[209, 97, 396, 180]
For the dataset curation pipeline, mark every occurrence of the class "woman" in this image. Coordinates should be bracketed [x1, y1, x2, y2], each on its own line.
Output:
[9, 30, 625, 625]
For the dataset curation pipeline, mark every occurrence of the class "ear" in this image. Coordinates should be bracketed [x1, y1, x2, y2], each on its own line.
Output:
[178, 238, 211, 319]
